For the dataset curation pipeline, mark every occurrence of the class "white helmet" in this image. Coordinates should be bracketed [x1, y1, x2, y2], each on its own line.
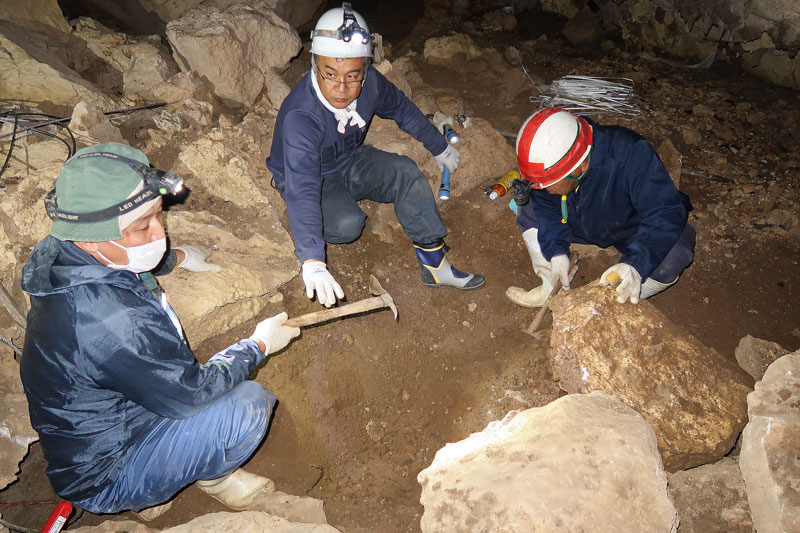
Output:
[310, 3, 373, 58]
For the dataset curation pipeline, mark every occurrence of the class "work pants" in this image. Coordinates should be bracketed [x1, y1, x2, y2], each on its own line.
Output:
[75, 381, 274, 513]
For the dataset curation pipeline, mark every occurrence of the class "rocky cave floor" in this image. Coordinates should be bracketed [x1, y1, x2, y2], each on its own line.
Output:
[2, 5, 800, 533]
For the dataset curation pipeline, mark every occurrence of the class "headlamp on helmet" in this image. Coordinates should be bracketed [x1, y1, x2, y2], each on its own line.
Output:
[44, 151, 183, 224]
[310, 3, 373, 58]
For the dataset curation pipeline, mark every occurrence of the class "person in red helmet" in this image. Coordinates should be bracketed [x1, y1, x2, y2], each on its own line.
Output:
[507, 107, 696, 306]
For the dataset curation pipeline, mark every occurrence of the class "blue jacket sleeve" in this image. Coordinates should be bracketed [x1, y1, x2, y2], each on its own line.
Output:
[530, 190, 573, 261]
[619, 140, 688, 278]
[281, 109, 328, 263]
[372, 69, 448, 157]
[82, 286, 266, 419]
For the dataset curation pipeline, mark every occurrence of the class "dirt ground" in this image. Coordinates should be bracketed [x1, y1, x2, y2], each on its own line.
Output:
[2, 3, 800, 532]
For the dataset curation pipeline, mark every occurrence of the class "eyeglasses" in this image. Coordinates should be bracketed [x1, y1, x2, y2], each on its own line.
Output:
[316, 66, 364, 88]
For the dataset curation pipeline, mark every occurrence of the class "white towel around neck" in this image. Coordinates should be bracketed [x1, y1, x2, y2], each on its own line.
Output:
[310, 68, 366, 134]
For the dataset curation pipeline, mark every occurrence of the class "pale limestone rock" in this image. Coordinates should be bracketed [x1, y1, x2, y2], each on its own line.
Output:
[249, 490, 329, 524]
[0, 21, 113, 109]
[264, 69, 293, 111]
[123, 51, 175, 98]
[0, 347, 38, 490]
[549, 281, 753, 472]
[739, 351, 800, 533]
[0, 0, 70, 32]
[68, 101, 125, 145]
[423, 33, 483, 63]
[69, 520, 155, 532]
[735, 335, 789, 381]
[140, 71, 216, 105]
[174, 115, 284, 215]
[375, 60, 413, 100]
[166, 2, 302, 107]
[159, 211, 296, 348]
[668, 457, 754, 533]
[418, 392, 678, 533]
[163, 511, 340, 532]
[140, 0, 325, 28]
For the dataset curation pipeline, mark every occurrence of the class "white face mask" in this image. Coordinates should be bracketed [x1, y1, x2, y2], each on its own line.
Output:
[97, 238, 167, 273]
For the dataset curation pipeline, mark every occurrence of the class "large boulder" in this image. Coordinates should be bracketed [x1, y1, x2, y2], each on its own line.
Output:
[0, 0, 70, 32]
[418, 392, 678, 532]
[139, 0, 325, 28]
[739, 350, 800, 533]
[548, 281, 754, 472]
[667, 457, 753, 533]
[0, 19, 114, 110]
[166, 1, 302, 108]
[0, 350, 38, 490]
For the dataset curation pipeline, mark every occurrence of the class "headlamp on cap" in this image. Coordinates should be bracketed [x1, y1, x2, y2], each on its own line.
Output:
[44, 151, 183, 224]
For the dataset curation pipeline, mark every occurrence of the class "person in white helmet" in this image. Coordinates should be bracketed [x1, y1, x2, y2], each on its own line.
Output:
[506, 107, 695, 306]
[267, 2, 484, 308]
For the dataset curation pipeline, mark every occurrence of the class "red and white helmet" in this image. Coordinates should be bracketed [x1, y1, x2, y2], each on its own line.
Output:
[516, 108, 593, 189]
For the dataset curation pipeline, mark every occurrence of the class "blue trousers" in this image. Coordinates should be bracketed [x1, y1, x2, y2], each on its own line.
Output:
[75, 381, 274, 513]
[317, 146, 447, 247]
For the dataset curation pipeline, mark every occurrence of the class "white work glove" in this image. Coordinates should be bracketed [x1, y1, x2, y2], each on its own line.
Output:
[600, 263, 642, 304]
[434, 144, 460, 173]
[249, 312, 300, 354]
[174, 245, 221, 272]
[550, 254, 571, 289]
[301, 261, 344, 308]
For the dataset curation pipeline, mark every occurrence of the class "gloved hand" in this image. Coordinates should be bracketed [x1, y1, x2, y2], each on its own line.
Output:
[434, 145, 460, 173]
[174, 245, 222, 272]
[249, 312, 300, 354]
[550, 254, 571, 289]
[301, 261, 344, 308]
[600, 263, 642, 304]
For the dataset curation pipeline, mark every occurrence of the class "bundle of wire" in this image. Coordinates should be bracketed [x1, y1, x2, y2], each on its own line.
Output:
[530, 75, 642, 120]
[0, 103, 166, 183]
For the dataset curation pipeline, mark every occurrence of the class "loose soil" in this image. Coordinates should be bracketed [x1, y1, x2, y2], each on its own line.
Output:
[2, 3, 799, 532]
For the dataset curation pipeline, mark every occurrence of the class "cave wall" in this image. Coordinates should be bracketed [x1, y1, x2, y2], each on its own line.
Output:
[524, 0, 800, 90]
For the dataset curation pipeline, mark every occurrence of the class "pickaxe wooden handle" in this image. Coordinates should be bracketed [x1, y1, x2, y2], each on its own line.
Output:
[285, 275, 397, 328]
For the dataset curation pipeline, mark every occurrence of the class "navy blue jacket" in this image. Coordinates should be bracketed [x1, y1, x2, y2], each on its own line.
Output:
[267, 66, 448, 263]
[518, 118, 691, 279]
[19, 237, 265, 502]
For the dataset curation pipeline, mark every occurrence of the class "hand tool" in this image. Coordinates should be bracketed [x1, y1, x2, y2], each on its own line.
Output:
[523, 258, 579, 338]
[285, 275, 397, 328]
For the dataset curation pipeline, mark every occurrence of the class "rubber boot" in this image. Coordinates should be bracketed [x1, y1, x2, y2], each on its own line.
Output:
[134, 501, 173, 521]
[196, 469, 275, 511]
[505, 228, 554, 308]
[414, 242, 485, 290]
[639, 277, 675, 299]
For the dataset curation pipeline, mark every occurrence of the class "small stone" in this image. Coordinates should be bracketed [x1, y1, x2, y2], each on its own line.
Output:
[468, 303, 477, 312]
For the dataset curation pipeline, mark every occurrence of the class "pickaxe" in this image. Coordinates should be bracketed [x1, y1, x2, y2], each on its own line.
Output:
[285, 274, 397, 328]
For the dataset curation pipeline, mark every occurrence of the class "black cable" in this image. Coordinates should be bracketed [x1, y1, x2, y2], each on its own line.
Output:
[0, 112, 18, 179]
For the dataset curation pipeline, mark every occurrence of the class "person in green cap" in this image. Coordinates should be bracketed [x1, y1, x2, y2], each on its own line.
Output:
[19, 142, 300, 521]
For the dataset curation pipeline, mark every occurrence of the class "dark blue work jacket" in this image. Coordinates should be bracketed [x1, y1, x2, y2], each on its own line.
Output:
[518, 118, 691, 279]
[267, 66, 447, 263]
[19, 237, 264, 502]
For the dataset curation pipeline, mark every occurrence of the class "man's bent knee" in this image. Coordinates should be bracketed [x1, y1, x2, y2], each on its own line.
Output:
[324, 213, 365, 244]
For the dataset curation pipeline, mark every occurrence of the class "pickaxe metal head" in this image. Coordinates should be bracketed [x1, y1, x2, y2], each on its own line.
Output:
[369, 274, 398, 320]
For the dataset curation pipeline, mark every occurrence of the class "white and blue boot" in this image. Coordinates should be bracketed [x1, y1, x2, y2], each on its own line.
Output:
[414, 242, 485, 290]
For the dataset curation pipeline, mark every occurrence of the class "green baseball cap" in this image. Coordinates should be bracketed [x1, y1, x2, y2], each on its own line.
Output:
[49, 142, 158, 242]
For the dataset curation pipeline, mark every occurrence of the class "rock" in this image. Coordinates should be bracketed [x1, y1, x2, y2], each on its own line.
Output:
[166, 1, 302, 108]
[418, 392, 678, 532]
[549, 281, 753, 472]
[562, 5, 601, 46]
[159, 210, 296, 349]
[248, 490, 329, 524]
[0, 353, 38, 490]
[365, 116, 515, 204]
[123, 50, 175, 98]
[657, 138, 682, 190]
[140, 0, 325, 29]
[739, 351, 800, 533]
[667, 457, 753, 533]
[0, 20, 114, 109]
[162, 511, 340, 532]
[68, 101, 126, 145]
[0, 0, 70, 33]
[735, 335, 789, 381]
[422, 33, 483, 63]
[70, 520, 155, 532]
